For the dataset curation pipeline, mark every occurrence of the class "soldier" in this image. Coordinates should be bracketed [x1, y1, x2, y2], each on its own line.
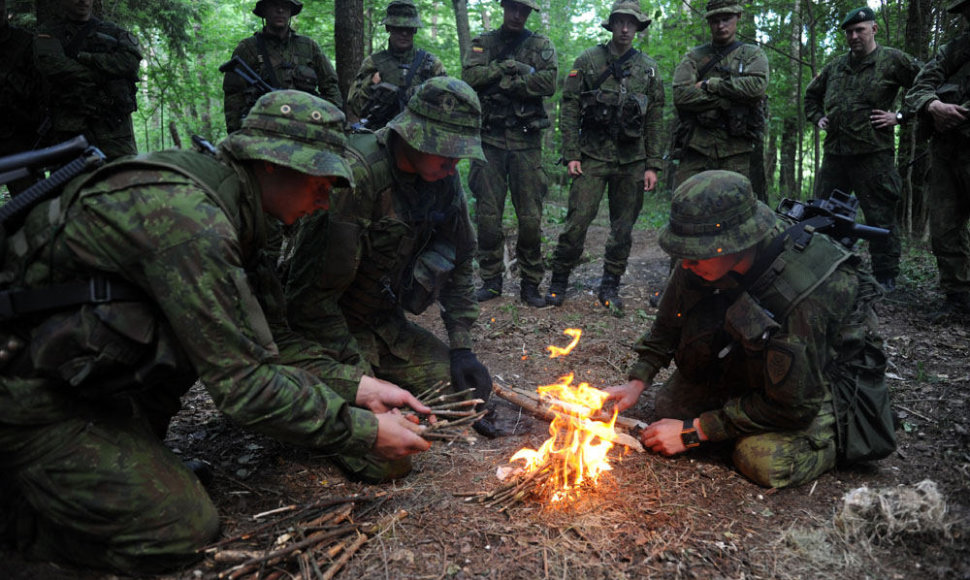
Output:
[546, 0, 665, 313]
[605, 171, 892, 489]
[804, 7, 922, 293]
[904, 0, 970, 321]
[0, 91, 431, 574]
[462, 0, 558, 308]
[286, 77, 498, 447]
[670, 0, 768, 199]
[0, 0, 45, 160]
[223, 0, 342, 133]
[345, 0, 447, 130]
[33, 0, 142, 161]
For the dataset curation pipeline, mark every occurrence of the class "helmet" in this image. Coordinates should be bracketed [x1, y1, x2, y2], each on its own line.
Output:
[947, 0, 970, 13]
[223, 90, 354, 187]
[602, 0, 651, 32]
[497, 0, 540, 12]
[386, 77, 485, 161]
[382, 0, 422, 28]
[659, 171, 776, 260]
[704, 0, 742, 18]
[253, 0, 303, 18]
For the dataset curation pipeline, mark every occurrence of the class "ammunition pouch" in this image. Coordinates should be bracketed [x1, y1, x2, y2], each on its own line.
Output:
[291, 64, 319, 95]
[579, 90, 618, 135]
[401, 240, 456, 315]
[695, 108, 725, 129]
[619, 93, 648, 141]
[483, 94, 548, 133]
[361, 82, 404, 127]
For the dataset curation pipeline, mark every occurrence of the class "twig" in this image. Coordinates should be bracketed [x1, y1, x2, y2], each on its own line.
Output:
[896, 404, 935, 423]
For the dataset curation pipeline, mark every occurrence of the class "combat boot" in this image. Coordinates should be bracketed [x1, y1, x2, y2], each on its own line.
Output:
[545, 271, 570, 307]
[927, 292, 970, 323]
[520, 280, 546, 308]
[475, 277, 502, 302]
[598, 272, 623, 313]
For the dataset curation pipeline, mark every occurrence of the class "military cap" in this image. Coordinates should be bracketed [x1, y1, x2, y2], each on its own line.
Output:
[840, 6, 875, 28]
[497, 0, 541, 12]
[602, 0, 652, 31]
[253, 0, 302, 18]
[386, 77, 485, 161]
[947, 0, 970, 13]
[223, 90, 354, 187]
[659, 170, 776, 260]
[383, 0, 422, 28]
[704, 0, 743, 18]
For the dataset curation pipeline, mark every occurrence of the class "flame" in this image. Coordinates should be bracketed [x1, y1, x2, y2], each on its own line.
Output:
[546, 328, 582, 358]
[509, 329, 619, 503]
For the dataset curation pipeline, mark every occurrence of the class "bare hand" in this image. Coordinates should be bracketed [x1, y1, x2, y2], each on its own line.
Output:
[640, 418, 690, 455]
[373, 409, 430, 460]
[371, 71, 381, 85]
[870, 109, 897, 129]
[602, 380, 646, 413]
[356, 375, 431, 415]
[817, 116, 829, 130]
[928, 100, 970, 132]
[567, 160, 583, 177]
[643, 170, 658, 191]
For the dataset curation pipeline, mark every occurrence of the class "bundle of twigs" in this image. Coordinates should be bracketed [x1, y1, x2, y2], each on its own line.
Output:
[457, 460, 557, 512]
[413, 381, 487, 443]
[201, 492, 405, 580]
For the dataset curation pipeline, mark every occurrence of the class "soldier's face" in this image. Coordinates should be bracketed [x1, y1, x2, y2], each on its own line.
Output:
[387, 26, 416, 52]
[680, 247, 754, 281]
[262, 0, 292, 31]
[501, 1, 533, 32]
[845, 22, 877, 57]
[610, 15, 639, 48]
[63, 0, 93, 22]
[707, 13, 739, 45]
[257, 163, 336, 225]
[409, 151, 459, 182]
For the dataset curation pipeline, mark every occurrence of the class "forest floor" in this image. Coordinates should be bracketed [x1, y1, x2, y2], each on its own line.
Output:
[2, 219, 969, 580]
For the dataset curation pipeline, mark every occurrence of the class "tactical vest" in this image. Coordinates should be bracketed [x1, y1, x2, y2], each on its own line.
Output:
[578, 45, 654, 143]
[683, 43, 766, 139]
[360, 50, 433, 129]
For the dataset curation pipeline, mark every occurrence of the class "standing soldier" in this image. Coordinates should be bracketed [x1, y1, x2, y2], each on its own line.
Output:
[804, 7, 922, 293]
[546, 0, 664, 313]
[905, 0, 970, 320]
[462, 0, 558, 308]
[223, 0, 342, 133]
[345, 0, 446, 130]
[33, 0, 142, 161]
[0, 0, 45, 161]
[286, 78, 497, 451]
[670, 0, 768, 199]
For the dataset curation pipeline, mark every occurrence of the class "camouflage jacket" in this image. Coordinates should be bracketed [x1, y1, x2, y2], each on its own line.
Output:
[223, 29, 342, 132]
[285, 130, 479, 370]
[346, 46, 447, 129]
[0, 150, 376, 456]
[0, 24, 45, 156]
[905, 32, 970, 145]
[560, 43, 665, 167]
[672, 42, 768, 158]
[805, 45, 922, 155]
[34, 16, 142, 159]
[461, 27, 558, 150]
[627, 221, 865, 442]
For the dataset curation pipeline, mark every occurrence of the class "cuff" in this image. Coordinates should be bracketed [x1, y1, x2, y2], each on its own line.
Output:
[338, 406, 380, 457]
[698, 409, 733, 443]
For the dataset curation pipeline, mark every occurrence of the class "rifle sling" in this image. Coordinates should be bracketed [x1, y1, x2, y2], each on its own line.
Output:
[255, 33, 282, 88]
[494, 29, 534, 62]
[591, 46, 639, 91]
[0, 276, 146, 322]
[697, 40, 743, 81]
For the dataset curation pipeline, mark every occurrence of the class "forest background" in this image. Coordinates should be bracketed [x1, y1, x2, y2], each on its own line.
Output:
[5, 0, 968, 238]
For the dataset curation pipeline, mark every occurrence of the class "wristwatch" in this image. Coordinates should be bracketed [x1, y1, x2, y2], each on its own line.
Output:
[895, 111, 904, 124]
[701, 80, 709, 92]
[680, 419, 701, 449]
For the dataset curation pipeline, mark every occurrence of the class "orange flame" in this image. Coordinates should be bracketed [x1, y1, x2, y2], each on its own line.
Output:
[546, 328, 582, 358]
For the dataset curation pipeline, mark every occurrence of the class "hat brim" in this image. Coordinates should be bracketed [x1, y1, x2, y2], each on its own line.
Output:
[705, 7, 742, 17]
[224, 134, 354, 188]
[601, 18, 652, 32]
[253, 1, 303, 17]
[386, 115, 485, 162]
[658, 203, 776, 260]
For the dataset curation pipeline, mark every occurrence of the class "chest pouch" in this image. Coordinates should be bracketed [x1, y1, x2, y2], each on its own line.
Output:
[401, 239, 455, 315]
[724, 291, 781, 354]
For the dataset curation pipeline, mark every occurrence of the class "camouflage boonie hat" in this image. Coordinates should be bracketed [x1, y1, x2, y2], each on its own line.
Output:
[659, 171, 776, 260]
[496, 0, 540, 12]
[253, 0, 303, 17]
[383, 0, 422, 28]
[946, 0, 970, 13]
[841, 6, 875, 28]
[224, 90, 354, 187]
[602, 0, 652, 31]
[386, 77, 485, 161]
[704, 0, 742, 18]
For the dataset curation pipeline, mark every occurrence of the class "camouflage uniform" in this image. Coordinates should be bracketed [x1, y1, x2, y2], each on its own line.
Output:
[551, 2, 664, 308]
[627, 171, 885, 488]
[0, 92, 376, 573]
[0, 21, 45, 158]
[223, 1, 341, 132]
[805, 30, 921, 285]
[904, 10, 970, 307]
[286, 78, 488, 426]
[462, 2, 558, 300]
[671, 2, 768, 196]
[34, 14, 142, 160]
[345, 0, 447, 130]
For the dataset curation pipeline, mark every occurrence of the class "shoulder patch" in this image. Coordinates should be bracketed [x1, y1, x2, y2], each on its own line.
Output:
[568, 69, 579, 77]
[472, 46, 484, 53]
[765, 345, 794, 387]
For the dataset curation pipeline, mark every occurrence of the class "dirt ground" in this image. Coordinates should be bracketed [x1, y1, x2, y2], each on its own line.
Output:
[2, 223, 969, 580]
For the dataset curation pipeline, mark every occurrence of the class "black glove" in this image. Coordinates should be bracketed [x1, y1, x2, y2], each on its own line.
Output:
[449, 348, 492, 404]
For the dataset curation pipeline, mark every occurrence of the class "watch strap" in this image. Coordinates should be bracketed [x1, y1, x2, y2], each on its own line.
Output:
[681, 419, 701, 449]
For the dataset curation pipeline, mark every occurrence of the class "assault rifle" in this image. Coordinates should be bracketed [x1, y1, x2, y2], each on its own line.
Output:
[776, 189, 889, 250]
[219, 55, 277, 97]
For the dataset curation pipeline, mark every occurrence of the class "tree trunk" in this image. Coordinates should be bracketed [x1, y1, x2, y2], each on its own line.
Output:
[900, 0, 935, 239]
[452, 0, 471, 64]
[334, 0, 365, 103]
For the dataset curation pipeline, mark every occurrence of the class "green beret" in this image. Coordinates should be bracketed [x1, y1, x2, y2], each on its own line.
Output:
[841, 6, 875, 29]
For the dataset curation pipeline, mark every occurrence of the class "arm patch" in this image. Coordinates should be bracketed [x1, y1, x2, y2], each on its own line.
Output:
[765, 345, 794, 387]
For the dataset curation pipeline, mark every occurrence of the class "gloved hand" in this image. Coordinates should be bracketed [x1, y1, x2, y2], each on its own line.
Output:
[449, 348, 491, 404]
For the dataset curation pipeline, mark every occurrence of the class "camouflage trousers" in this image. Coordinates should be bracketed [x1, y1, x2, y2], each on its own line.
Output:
[551, 158, 646, 277]
[814, 150, 902, 281]
[928, 138, 970, 295]
[0, 382, 219, 574]
[675, 150, 763, 201]
[654, 371, 837, 489]
[469, 144, 547, 285]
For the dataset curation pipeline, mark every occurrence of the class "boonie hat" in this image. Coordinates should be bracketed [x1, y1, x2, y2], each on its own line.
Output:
[386, 77, 485, 161]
